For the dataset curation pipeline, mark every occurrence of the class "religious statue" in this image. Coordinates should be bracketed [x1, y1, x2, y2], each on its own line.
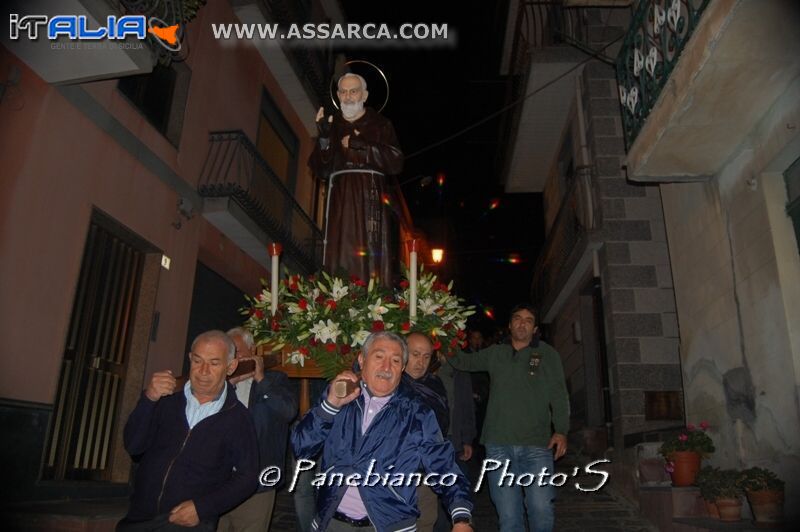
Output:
[308, 72, 404, 284]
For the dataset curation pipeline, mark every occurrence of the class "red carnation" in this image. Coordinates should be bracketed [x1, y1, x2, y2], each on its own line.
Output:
[308, 274, 317, 282]
[461, 340, 469, 349]
[398, 300, 408, 310]
[340, 344, 351, 355]
[270, 318, 280, 331]
[251, 308, 265, 320]
[432, 340, 442, 350]
[399, 280, 410, 289]
[298, 298, 308, 310]
[325, 342, 337, 352]
[350, 274, 361, 283]
[372, 321, 385, 332]
[355, 279, 367, 287]
[434, 282, 448, 292]
[450, 338, 458, 347]
[315, 295, 326, 303]
[456, 330, 466, 339]
[289, 282, 299, 293]
[299, 347, 310, 356]
[310, 338, 318, 346]
[325, 299, 337, 310]
[443, 323, 453, 331]
[401, 322, 411, 332]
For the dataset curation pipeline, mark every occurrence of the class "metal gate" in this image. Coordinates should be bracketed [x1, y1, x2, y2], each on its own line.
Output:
[43, 218, 144, 481]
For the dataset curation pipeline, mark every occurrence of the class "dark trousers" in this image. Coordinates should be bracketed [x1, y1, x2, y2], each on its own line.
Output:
[117, 514, 216, 531]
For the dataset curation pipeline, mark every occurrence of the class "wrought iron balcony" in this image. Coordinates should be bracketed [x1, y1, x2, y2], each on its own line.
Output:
[615, 0, 710, 148]
[198, 130, 323, 272]
[261, 0, 333, 107]
[499, 1, 591, 192]
[532, 166, 601, 315]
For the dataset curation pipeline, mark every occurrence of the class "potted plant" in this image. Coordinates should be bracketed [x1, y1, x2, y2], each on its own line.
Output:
[660, 421, 715, 486]
[738, 467, 784, 526]
[715, 469, 744, 521]
[695, 466, 721, 518]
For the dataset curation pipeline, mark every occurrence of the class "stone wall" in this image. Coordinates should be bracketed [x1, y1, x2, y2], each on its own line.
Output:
[582, 11, 683, 449]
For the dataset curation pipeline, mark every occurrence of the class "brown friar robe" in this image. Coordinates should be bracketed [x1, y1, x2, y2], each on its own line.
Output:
[308, 107, 404, 285]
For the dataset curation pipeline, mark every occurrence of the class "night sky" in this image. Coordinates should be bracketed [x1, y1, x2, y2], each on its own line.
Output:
[339, 0, 545, 331]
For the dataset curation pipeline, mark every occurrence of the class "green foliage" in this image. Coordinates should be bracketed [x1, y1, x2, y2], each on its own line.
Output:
[695, 466, 722, 501]
[737, 467, 784, 492]
[716, 469, 744, 499]
[659, 422, 715, 459]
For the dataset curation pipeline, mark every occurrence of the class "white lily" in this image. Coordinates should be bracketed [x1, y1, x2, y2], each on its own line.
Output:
[418, 297, 441, 316]
[367, 298, 389, 321]
[310, 319, 341, 344]
[351, 330, 370, 347]
[348, 307, 360, 319]
[288, 351, 305, 367]
[330, 278, 349, 301]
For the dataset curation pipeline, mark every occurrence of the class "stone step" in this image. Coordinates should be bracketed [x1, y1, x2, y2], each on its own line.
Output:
[4, 498, 128, 532]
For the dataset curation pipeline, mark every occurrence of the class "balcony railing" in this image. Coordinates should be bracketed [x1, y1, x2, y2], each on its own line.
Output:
[198, 130, 323, 272]
[262, 0, 333, 106]
[532, 166, 601, 310]
[615, 0, 710, 148]
[500, 1, 590, 182]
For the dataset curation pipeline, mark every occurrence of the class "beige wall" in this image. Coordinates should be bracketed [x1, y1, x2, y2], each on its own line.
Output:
[0, 0, 317, 404]
[660, 79, 800, 514]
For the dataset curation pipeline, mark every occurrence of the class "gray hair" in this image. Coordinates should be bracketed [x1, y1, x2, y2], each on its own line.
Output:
[338, 72, 367, 92]
[362, 331, 408, 365]
[226, 327, 254, 350]
[191, 330, 236, 362]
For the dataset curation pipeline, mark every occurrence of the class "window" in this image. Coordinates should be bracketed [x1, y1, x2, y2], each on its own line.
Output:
[118, 62, 191, 147]
[256, 89, 299, 191]
[785, 156, 800, 256]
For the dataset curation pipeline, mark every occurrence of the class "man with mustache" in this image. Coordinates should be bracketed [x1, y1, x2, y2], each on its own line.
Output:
[309, 73, 404, 285]
[292, 331, 474, 532]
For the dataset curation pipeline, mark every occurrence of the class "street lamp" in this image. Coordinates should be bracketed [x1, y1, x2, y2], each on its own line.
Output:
[431, 248, 444, 264]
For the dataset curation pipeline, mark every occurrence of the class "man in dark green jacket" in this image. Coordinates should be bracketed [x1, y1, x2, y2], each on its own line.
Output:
[448, 303, 569, 532]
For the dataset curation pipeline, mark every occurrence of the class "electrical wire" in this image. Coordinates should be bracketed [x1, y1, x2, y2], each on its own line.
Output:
[400, 16, 624, 183]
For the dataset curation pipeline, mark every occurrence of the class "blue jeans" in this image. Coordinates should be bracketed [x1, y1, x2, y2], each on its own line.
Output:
[485, 444, 556, 532]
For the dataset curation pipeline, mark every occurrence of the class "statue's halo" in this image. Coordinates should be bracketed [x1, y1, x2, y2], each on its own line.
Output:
[329, 60, 390, 113]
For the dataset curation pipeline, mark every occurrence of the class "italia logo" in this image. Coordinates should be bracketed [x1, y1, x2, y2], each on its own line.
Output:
[8, 14, 181, 52]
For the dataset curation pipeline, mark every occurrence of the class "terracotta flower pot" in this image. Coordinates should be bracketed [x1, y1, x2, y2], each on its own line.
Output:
[716, 497, 743, 522]
[704, 499, 720, 519]
[746, 490, 784, 527]
[669, 451, 701, 487]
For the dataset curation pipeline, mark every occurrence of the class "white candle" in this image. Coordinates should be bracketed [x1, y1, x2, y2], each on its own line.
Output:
[268, 243, 283, 316]
[409, 239, 418, 319]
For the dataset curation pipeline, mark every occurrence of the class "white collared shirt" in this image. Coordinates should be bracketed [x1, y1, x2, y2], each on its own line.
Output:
[184, 380, 227, 429]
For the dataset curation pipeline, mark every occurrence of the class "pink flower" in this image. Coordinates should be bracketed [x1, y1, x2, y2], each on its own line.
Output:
[687, 423, 696, 431]
[678, 433, 688, 442]
[699, 421, 710, 430]
[665, 461, 675, 473]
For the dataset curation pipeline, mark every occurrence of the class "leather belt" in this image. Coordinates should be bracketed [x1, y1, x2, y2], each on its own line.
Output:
[333, 511, 371, 527]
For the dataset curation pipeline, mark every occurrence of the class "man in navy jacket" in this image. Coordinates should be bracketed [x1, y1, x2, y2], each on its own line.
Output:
[118, 330, 258, 531]
[292, 331, 474, 532]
